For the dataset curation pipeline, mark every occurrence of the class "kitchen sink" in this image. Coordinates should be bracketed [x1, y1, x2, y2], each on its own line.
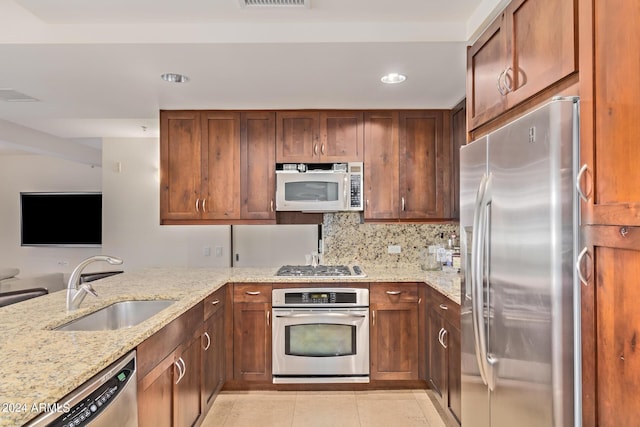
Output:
[52, 299, 177, 331]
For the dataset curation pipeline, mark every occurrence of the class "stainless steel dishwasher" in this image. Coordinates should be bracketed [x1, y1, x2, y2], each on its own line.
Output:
[25, 350, 138, 427]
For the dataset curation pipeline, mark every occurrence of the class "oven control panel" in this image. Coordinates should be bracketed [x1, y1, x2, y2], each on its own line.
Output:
[272, 288, 368, 307]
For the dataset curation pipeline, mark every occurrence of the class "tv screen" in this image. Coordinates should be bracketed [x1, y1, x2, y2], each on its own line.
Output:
[20, 192, 102, 247]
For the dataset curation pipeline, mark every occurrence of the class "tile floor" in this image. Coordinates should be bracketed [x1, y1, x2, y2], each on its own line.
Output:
[200, 389, 453, 427]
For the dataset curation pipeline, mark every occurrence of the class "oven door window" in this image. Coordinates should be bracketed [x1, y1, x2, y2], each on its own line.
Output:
[284, 181, 339, 202]
[285, 323, 356, 357]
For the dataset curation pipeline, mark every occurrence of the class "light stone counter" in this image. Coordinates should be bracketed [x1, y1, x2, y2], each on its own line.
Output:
[0, 266, 459, 426]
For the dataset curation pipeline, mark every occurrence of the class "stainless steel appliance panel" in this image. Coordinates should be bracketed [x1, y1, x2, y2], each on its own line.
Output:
[461, 98, 578, 427]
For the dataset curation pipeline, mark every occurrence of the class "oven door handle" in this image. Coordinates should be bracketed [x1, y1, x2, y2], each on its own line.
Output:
[274, 312, 367, 319]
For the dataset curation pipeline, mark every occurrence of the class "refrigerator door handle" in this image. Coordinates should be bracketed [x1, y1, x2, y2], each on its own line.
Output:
[471, 173, 497, 391]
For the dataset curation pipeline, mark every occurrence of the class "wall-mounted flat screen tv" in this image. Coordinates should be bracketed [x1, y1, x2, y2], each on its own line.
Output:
[20, 192, 102, 247]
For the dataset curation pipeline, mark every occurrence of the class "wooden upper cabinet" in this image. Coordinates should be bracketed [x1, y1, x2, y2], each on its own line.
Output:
[399, 110, 450, 220]
[467, 0, 578, 130]
[580, 0, 640, 227]
[201, 111, 241, 220]
[240, 112, 276, 220]
[160, 111, 203, 221]
[365, 110, 451, 221]
[364, 111, 399, 220]
[276, 111, 363, 163]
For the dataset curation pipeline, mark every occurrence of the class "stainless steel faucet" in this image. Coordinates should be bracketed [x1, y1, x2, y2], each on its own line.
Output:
[66, 255, 123, 311]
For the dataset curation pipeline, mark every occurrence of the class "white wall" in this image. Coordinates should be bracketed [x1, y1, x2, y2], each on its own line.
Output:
[0, 154, 102, 278]
[101, 137, 231, 272]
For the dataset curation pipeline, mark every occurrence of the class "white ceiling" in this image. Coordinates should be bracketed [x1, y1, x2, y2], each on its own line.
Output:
[0, 0, 505, 163]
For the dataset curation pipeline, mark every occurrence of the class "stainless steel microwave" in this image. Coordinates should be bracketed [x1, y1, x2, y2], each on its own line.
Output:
[275, 162, 363, 212]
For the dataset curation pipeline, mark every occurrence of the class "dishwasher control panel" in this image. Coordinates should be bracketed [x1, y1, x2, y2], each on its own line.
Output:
[50, 357, 134, 427]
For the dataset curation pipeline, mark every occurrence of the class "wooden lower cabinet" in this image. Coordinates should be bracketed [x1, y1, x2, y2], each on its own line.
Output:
[425, 286, 461, 425]
[232, 283, 272, 382]
[202, 287, 226, 409]
[370, 283, 420, 380]
[137, 302, 204, 427]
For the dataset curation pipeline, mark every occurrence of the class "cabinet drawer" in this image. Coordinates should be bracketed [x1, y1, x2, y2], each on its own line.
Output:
[233, 283, 272, 303]
[137, 301, 204, 379]
[204, 286, 226, 320]
[371, 283, 419, 304]
[426, 285, 460, 328]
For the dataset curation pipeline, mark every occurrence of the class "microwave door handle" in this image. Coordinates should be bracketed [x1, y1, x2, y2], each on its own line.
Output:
[344, 175, 349, 210]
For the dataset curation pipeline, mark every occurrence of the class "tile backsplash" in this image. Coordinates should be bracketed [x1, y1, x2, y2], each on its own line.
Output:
[322, 212, 459, 268]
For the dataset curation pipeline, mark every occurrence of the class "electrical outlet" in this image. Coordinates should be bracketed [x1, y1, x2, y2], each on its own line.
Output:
[388, 245, 401, 254]
[215, 246, 223, 257]
[203, 246, 211, 257]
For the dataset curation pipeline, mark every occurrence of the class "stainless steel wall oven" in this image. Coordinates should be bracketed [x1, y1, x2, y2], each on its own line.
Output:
[272, 287, 369, 383]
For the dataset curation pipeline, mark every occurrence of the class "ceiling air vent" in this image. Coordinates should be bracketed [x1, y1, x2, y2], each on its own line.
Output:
[239, 0, 310, 8]
[0, 89, 39, 102]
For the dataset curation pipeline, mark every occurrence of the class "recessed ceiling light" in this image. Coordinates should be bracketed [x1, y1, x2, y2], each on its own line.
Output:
[381, 73, 407, 84]
[161, 73, 190, 83]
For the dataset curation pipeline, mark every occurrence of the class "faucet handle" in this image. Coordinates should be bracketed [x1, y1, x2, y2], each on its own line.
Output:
[80, 283, 98, 297]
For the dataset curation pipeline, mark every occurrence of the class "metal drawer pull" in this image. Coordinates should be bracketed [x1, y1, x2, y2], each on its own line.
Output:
[210, 299, 220, 305]
[576, 246, 593, 287]
[245, 291, 261, 295]
[386, 291, 402, 295]
[439, 303, 448, 310]
[203, 332, 211, 351]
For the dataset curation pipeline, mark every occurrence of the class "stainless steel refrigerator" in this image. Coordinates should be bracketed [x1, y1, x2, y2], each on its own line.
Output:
[460, 97, 580, 427]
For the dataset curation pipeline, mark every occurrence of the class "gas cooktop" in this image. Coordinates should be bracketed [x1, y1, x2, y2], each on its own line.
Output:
[275, 264, 366, 278]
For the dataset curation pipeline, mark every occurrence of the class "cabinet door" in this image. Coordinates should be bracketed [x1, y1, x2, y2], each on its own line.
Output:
[202, 306, 225, 407]
[427, 307, 446, 398]
[580, 0, 640, 227]
[370, 301, 419, 380]
[364, 111, 399, 220]
[201, 112, 241, 220]
[319, 111, 364, 162]
[446, 322, 462, 425]
[504, 0, 577, 107]
[240, 112, 276, 220]
[467, 14, 507, 130]
[138, 357, 174, 427]
[581, 225, 640, 426]
[399, 110, 450, 219]
[450, 100, 466, 220]
[233, 302, 271, 381]
[174, 334, 202, 427]
[276, 111, 319, 163]
[160, 111, 203, 221]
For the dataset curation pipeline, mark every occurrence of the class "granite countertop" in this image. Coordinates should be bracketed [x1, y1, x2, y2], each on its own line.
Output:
[0, 265, 460, 426]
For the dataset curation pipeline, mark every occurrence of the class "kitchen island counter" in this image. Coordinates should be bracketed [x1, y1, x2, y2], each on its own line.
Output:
[0, 266, 459, 426]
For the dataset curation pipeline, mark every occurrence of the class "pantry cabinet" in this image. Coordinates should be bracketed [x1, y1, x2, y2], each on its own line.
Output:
[275, 111, 363, 163]
[467, 0, 578, 130]
[364, 110, 451, 221]
[425, 286, 461, 425]
[579, 1, 640, 425]
[232, 283, 272, 382]
[370, 283, 420, 380]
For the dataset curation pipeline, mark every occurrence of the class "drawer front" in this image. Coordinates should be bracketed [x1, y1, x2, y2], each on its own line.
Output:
[204, 286, 226, 319]
[233, 283, 272, 303]
[427, 285, 460, 328]
[371, 283, 419, 304]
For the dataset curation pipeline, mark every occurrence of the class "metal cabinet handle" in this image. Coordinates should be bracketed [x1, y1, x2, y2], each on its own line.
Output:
[195, 198, 200, 213]
[175, 357, 186, 384]
[314, 144, 318, 155]
[401, 197, 406, 211]
[270, 199, 274, 212]
[202, 198, 207, 213]
[321, 143, 325, 155]
[266, 310, 270, 326]
[245, 291, 261, 295]
[203, 332, 211, 351]
[386, 291, 402, 295]
[576, 246, 593, 287]
[497, 69, 508, 96]
[503, 66, 513, 92]
[210, 299, 220, 305]
[372, 310, 375, 326]
[576, 164, 592, 202]
[439, 303, 448, 310]
[441, 329, 448, 349]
